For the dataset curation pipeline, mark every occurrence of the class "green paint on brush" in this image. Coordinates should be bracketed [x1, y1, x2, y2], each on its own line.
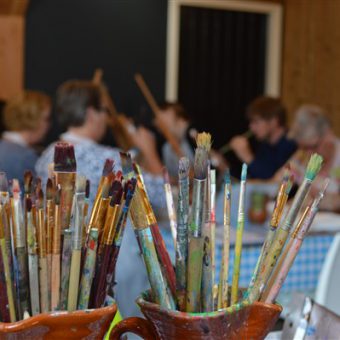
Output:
[138, 228, 176, 310]
[186, 236, 204, 313]
[305, 154, 323, 181]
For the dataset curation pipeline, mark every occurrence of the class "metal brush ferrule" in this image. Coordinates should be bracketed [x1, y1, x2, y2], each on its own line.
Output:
[191, 179, 206, 237]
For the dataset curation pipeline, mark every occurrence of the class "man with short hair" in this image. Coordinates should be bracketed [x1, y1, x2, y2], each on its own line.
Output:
[230, 96, 296, 179]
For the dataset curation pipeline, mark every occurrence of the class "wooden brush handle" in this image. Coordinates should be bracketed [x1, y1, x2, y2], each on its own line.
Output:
[51, 254, 60, 311]
[134, 73, 184, 158]
[28, 254, 40, 316]
[0, 240, 16, 321]
[67, 250, 81, 311]
[92, 69, 135, 151]
[0, 243, 10, 322]
[39, 257, 49, 313]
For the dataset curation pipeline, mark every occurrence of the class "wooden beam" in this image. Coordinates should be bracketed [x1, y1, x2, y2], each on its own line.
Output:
[0, 15, 25, 100]
[0, 0, 29, 16]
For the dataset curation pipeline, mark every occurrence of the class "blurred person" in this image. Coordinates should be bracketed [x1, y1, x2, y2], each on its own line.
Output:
[230, 96, 297, 179]
[157, 102, 195, 178]
[281, 104, 340, 211]
[157, 101, 227, 179]
[35, 80, 166, 317]
[0, 91, 51, 186]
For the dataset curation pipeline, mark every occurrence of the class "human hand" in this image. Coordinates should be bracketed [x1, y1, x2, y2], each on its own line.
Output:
[131, 126, 157, 155]
[229, 135, 254, 164]
[131, 126, 163, 175]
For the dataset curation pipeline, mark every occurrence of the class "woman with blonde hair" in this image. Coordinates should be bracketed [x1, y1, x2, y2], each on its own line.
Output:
[0, 90, 51, 185]
[279, 104, 340, 211]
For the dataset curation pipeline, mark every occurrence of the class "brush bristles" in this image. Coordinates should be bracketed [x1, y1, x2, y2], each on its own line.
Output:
[46, 178, 54, 200]
[196, 132, 212, 152]
[76, 175, 87, 193]
[102, 158, 114, 177]
[110, 182, 123, 206]
[224, 168, 231, 184]
[54, 142, 77, 172]
[0, 172, 8, 192]
[241, 163, 248, 182]
[85, 180, 90, 199]
[305, 153, 323, 181]
[194, 147, 208, 180]
[120, 152, 134, 177]
[24, 170, 33, 194]
[178, 157, 190, 179]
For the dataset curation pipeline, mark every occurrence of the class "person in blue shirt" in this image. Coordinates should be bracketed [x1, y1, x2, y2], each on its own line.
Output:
[230, 96, 297, 179]
[0, 91, 51, 188]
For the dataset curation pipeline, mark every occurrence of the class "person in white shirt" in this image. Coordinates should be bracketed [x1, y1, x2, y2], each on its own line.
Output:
[36, 80, 167, 317]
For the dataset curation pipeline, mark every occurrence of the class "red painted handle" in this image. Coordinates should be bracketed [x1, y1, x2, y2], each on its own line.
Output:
[109, 317, 157, 340]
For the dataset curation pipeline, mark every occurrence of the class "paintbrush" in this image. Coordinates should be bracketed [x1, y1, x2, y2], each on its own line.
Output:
[0, 173, 14, 307]
[67, 175, 86, 311]
[247, 154, 323, 303]
[51, 185, 61, 311]
[246, 167, 292, 298]
[11, 179, 29, 318]
[23, 171, 33, 224]
[135, 164, 177, 298]
[26, 198, 40, 316]
[88, 177, 112, 244]
[163, 167, 177, 248]
[175, 157, 190, 311]
[121, 152, 177, 298]
[202, 160, 214, 312]
[35, 189, 49, 312]
[91, 181, 123, 308]
[53, 142, 77, 231]
[129, 186, 176, 310]
[186, 132, 210, 312]
[105, 179, 137, 300]
[262, 180, 329, 303]
[218, 169, 232, 309]
[78, 228, 99, 310]
[59, 229, 72, 310]
[0, 204, 11, 322]
[0, 204, 16, 321]
[134, 73, 184, 158]
[83, 179, 90, 246]
[45, 178, 55, 308]
[210, 169, 216, 289]
[231, 163, 248, 305]
[88, 159, 114, 235]
[79, 179, 90, 277]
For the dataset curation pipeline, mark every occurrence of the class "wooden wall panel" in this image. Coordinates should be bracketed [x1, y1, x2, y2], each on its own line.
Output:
[0, 15, 24, 100]
[282, 0, 340, 134]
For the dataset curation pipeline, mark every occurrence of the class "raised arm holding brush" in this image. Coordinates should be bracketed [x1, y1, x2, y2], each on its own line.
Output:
[230, 97, 296, 179]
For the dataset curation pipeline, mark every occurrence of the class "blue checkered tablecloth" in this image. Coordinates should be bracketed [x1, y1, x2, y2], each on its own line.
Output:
[161, 228, 334, 293]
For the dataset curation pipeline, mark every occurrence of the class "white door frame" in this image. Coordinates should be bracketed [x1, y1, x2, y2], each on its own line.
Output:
[165, 0, 283, 101]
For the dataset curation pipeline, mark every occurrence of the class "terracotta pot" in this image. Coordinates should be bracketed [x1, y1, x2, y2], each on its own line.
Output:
[110, 292, 282, 340]
[0, 304, 117, 340]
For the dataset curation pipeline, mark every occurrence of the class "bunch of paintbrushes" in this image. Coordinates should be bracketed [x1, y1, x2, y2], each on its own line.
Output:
[0, 142, 137, 322]
[157, 135, 326, 314]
